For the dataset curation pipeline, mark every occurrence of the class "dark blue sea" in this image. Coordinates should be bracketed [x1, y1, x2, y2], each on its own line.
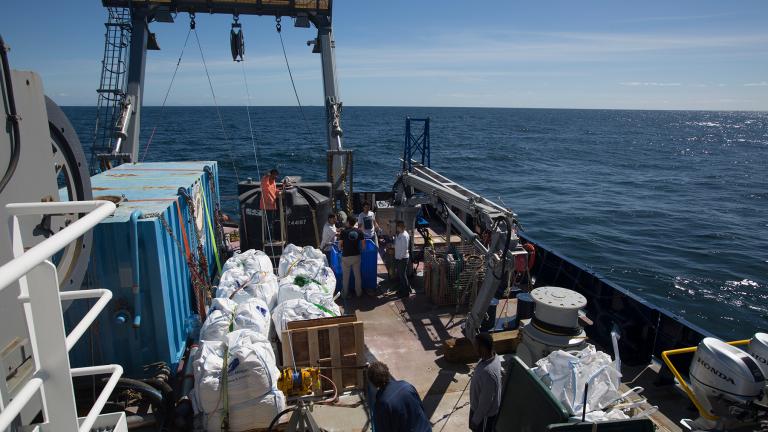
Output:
[62, 106, 768, 339]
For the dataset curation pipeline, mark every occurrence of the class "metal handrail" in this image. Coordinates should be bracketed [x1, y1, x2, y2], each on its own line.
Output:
[71, 365, 123, 432]
[0, 378, 43, 431]
[61, 289, 113, 352]
[0, 200, 119, 432]
[0, 201, 116, 290]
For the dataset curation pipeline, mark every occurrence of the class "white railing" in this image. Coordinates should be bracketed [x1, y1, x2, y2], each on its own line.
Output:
[0, 200, 127, 432]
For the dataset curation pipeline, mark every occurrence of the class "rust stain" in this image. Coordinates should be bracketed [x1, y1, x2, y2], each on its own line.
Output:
[92, 187, 112, 191]
[107, 173, 138, 177]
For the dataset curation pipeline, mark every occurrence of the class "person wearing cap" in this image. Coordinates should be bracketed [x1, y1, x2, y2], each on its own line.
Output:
[368, 360, 432, 432]
[469, 333, 502, 432]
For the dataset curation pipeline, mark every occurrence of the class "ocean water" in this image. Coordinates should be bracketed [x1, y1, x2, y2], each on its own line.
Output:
[62, 106, 768, 339]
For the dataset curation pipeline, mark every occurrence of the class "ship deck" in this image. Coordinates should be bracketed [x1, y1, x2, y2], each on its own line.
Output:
[305, 267, 694, 432]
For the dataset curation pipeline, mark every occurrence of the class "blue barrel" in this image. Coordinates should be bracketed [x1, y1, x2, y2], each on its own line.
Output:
[330, 244, 343, 294]
[361, 239, 378, 291]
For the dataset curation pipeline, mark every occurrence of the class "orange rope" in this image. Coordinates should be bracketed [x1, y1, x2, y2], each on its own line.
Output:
[175, 198, 206, 319]
[175, 198, 192, 260]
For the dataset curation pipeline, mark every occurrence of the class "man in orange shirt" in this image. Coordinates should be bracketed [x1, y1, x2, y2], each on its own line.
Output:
[260, 168, 279, 210]
[260, 169, 280, 241]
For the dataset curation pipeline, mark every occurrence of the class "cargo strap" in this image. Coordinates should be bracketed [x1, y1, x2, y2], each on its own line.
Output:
[220, 345, 230, 431]
[312, 302, 337, 317]
[201, 185, 222, 275]
[228, 304, 238, 332]
[159, 207, 208, 320]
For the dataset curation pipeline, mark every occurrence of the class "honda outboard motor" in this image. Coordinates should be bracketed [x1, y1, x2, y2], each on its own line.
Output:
[688, 338, 765, 429]
[747, 333, 768, 378]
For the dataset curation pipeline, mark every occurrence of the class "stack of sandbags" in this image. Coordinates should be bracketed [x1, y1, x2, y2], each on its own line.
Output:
[216, 271, 279, 310]
[271, 298, 337, 342]
[277, 274, 337, 311]
[271, 245, 341, 340]
[193, 250, 285, 430]
[199, 298, 271, 342]
[192, 330, 286, 431]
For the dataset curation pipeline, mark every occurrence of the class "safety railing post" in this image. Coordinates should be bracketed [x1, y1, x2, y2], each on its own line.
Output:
[22, 261, 79, 431]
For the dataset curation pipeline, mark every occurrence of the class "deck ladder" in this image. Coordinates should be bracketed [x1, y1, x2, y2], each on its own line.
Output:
[0, 200, 127, 432]
[91, 7, 132, 173]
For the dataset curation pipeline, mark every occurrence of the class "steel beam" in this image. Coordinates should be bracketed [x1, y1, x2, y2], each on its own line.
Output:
[123, 11, 149, 163]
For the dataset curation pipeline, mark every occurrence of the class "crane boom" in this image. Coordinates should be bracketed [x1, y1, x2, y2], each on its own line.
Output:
[394, 163, 528, 342]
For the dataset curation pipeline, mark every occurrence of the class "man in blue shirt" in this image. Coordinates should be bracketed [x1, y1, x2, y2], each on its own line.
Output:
[368, 361, 432, 432]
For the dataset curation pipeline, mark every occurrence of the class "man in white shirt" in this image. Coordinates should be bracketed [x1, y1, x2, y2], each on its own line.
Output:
[394, 220, 411, 298]
[320, 213, 338, 260]
[357, 201, 379, 247]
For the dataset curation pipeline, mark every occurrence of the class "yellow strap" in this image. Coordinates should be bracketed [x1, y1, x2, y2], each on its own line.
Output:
[201, 188, 222, 275]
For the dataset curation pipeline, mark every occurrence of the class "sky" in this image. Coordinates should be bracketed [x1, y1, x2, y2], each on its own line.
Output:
[1, 1, 767, 110]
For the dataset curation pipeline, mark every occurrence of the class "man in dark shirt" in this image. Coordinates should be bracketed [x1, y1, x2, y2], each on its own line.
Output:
[339, 218, 364, 298]
[368, 361, 432, 432]
[469, 333, 502, 432]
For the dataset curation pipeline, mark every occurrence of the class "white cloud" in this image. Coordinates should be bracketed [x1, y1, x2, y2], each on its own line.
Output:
[744, 81, 768, 87]
[620, 82, 681, 87]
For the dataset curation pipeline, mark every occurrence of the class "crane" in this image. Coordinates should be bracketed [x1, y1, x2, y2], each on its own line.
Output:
[393, 163, 529, 342]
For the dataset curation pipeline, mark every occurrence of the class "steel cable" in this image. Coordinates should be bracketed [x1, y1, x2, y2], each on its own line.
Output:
[141, 27, 192, 162]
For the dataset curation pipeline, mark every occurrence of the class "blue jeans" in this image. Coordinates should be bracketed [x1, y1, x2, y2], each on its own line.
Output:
[395, 258, 411, 296]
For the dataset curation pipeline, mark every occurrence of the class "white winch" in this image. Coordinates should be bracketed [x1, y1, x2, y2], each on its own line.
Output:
[517, 286, 588, 366]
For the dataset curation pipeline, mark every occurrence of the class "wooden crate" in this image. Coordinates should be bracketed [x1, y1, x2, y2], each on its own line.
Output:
[280, 315, 365, 393]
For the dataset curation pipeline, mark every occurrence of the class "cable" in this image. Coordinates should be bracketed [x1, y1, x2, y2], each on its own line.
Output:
[0, 34, 20, 194]
[193, 28, 240, 182]
[141, 27, 192, 162]
[276, 18, 314, 142]
[266, 407, 295, 432]
[240, 59, 275, 249]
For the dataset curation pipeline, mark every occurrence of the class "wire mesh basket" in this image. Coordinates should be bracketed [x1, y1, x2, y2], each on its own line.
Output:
[424, 244, 485, 306]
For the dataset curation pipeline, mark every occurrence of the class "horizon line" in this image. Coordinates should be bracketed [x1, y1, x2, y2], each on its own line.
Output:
[59, 104, 768, 113]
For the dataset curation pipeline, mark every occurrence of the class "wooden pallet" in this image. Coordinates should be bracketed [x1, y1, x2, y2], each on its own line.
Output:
[280, 315, 366, 394]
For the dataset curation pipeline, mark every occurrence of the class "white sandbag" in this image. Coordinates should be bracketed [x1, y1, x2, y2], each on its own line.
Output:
[277, 275, 333, 304]
[277, 244, 328, 277]
[223, 249, 274, 276]
[305, 290, 341, 317]
[300, 245, 327, 263]
[216, 272, 279, 309]
[200, 298, 271, 342]
[271, 299, 335, 342]
[193, 330, 281, 419]
[288, 264, 336, 291]
[201, 391, 286, 432]
[533, 345, 621, 415]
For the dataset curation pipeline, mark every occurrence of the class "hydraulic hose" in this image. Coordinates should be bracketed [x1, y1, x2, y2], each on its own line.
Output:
[0, 34, 20, 194]
[266, 407, 296, 431]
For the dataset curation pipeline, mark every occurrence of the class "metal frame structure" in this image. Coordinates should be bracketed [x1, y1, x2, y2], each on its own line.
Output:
[394, 164, 525, 341]
[0, 201, 126, 432]
[95, 0, 346, 187]
[403, 117, 430, 172]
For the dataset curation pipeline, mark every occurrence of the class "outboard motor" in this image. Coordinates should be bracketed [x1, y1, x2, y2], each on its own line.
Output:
[747, 333, 768, 402]
[688, 338, 765, 429]
[747, 333, 768, 378]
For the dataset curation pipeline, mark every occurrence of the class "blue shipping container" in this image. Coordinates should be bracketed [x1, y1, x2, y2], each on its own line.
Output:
[66, 162, 221, 377]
